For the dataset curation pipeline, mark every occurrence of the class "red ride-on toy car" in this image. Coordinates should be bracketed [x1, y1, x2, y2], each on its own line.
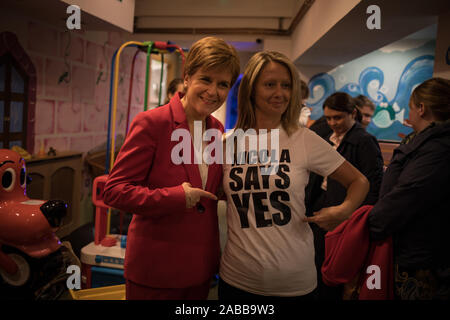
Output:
[0, 149, 79, 299]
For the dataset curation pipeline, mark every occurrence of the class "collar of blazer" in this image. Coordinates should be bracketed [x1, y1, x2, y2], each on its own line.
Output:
[327, 122, 366, 148]
[395, 120, 450, 159]
[169, 92, 222, 192]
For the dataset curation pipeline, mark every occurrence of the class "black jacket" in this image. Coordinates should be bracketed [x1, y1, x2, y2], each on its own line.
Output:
[309, 115, 332, 139]
[369, 121, 450, 270]
[306, 122, 384, 214]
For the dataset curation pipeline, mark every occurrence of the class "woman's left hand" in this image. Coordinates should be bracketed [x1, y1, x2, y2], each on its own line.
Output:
[303, 206, 349, 231]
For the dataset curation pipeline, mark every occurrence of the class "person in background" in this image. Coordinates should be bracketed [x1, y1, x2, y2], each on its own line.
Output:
[308, 114, 332, 138]
[354, 94, 376, 130]
[103, 36, 240, 300]
[305, 91, 384, 300]
[369, 77, 450, 300]
[219, 51, 369, 300]
[165, 78, 185, 104]
[299, 79, 312, 127]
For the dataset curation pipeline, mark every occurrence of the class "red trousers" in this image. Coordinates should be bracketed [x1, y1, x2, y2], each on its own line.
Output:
[126, 279, 211, 300]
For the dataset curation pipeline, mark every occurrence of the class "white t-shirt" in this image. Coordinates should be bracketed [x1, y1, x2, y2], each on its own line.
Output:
[220, 126, 345, 296]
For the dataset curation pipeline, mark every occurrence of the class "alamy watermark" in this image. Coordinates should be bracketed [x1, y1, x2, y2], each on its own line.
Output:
[66, 265, 81, 290]
[66, 5, 81, 30]
[66, 263, 382, 290]
[366, 5, 381, 30]
[171, 121, 280, 175]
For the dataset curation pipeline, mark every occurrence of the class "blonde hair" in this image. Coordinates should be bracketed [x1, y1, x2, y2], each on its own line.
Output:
[184, 36, 240, 86]
[235, 51, 300, 136]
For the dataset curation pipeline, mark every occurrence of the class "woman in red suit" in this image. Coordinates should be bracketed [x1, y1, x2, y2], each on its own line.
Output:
[103, 37, 240, 300]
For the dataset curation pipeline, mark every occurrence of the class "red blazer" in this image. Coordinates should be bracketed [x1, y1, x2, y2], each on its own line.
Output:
[103, 93, 224, 288]
[321, 205, 394, 300]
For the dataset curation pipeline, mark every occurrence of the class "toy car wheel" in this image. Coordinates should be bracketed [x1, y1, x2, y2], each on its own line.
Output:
[0, 245, 77, 300]
[0, 247, 63, 300]
[0, 253, 31, 286]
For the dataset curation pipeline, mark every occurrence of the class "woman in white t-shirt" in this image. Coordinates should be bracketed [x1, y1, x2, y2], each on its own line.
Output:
[219, 51, 370, 300]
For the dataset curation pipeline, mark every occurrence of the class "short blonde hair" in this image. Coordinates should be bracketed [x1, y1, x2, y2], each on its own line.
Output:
[184, 36, 240, 86]
[235, 51, 300, 136]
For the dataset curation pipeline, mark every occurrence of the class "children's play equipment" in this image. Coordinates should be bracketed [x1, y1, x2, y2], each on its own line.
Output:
[80, 174, 127, 289]
[106, 40, 185, 174]
[80, 40, 185, 290]
[0, 149, 77, 299]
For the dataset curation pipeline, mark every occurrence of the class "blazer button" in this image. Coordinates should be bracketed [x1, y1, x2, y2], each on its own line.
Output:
[196, 203, 205, 213]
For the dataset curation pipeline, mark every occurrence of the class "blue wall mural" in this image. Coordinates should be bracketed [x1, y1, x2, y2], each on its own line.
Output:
[224, 36, 436, 141]
[306, 39, 436, 141]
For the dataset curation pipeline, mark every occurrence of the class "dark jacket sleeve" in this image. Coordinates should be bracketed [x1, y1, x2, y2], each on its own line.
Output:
[368, 143, 450, 241]
[357, 135, 384, 205]
[304, 172, 324, 217]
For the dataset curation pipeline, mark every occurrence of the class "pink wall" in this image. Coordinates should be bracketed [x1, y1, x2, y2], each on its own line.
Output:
[1, 10, 147, 155]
